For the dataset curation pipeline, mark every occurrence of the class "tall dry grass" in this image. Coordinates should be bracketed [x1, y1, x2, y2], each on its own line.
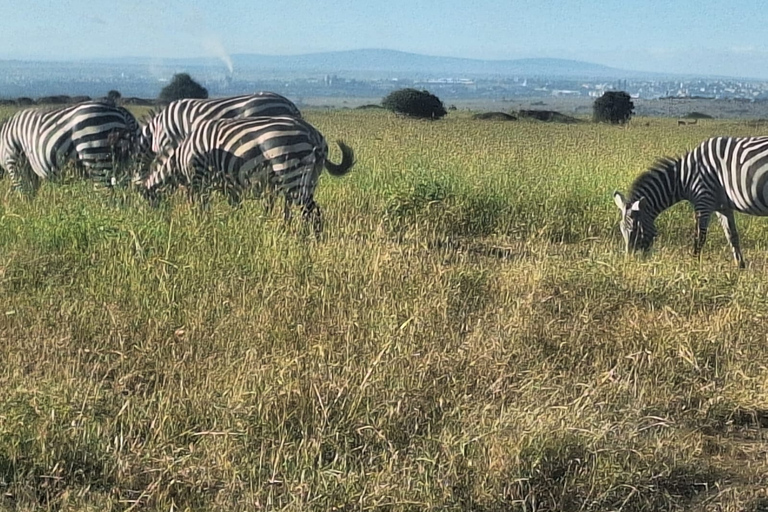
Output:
[1, 109, 767, 511]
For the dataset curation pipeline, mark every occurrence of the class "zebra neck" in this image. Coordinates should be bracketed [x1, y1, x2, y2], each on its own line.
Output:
[630, 157, 685, 222]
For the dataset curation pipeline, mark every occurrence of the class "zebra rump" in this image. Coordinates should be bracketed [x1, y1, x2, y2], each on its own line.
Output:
[0, 101, 140, 195]
[142, 116, 354, 234]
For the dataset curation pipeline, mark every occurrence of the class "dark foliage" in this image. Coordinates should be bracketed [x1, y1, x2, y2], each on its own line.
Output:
[158, 73, 208, 104]
[122, 97, 156, 106]
[37, 95, 71, 104]
[473, 112, 517, 121]
[518, 109, 579, 123]
[684, 111, 714, 119]
[70, 96, 92, 104]
[382, 88, 447, 120]
[593, 91, 635, 124]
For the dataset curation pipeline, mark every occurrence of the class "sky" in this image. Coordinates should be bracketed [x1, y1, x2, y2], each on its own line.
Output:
[2, 0, 768, 78]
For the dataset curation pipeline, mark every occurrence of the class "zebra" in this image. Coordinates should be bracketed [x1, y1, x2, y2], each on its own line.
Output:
[613, 136, 768, 268]
[137, 92, 302, 165]
[141, 116, 354, 235]
[0, 101, 140, 196]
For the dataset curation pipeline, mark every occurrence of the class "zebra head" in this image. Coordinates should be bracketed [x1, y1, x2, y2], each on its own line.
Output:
[613, 191, 656, 254]
[141, 143, 184, 201]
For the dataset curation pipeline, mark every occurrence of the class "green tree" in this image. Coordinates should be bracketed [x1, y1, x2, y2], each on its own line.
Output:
[593, 91, 634, 124]
[382, 88, 447, 120]
[158, 73, 208, 103]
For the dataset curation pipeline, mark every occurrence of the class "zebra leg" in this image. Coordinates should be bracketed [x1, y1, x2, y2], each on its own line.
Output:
[692, 209, 712, 258]
[283, 196, 293, 224]
[226, 185, 242, 208]
[302, 199, 323, 237]
[715, 210, 745, 268]
[5, 163, 22, 194]
[264, 191, 276, 215]
[15, 163, 41, 199]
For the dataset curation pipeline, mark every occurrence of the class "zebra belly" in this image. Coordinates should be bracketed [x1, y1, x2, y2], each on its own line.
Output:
[727, 159, 768, 215]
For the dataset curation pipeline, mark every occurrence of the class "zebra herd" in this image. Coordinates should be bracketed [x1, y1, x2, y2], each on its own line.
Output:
[3, 93, 768, 266]
[0, 92, 354, 235]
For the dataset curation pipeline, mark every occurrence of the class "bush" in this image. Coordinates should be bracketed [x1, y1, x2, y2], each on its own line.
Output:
[158, 73, 208, 104]
[593, 91, 634, 124]
[473, 112, 517, 121]
[37, 95, 71, 104]
[518, 110, 579, 123]
[382, 88, 447, 120]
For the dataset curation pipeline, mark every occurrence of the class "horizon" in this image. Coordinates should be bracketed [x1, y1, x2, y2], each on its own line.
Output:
[2, 48, 763, 84]
[2, 0, 768, 79]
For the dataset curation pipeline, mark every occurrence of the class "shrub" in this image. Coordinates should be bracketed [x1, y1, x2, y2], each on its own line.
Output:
[37, 95, 71, 105]
[473, 112, 517, 121]
[518, 110, 579, 123]
[382, 88, 447, 120]
[593, 91, 634, 124]
[158, 73, 208, 104]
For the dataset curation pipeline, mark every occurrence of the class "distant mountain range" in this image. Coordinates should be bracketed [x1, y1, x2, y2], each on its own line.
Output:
[0, 49, 757, 99]
[79, 49, 670, 80]
[230, 50, 632, 79]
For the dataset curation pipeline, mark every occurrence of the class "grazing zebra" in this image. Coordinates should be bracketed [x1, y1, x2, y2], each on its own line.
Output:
[137, 92, 302, 163]
[142, 116, 354, 234]
[0, 101, 140, 196]
[614, 136, 768, 268]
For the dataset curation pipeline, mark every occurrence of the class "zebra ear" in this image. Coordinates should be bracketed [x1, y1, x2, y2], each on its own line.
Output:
[613, 191, 627, 210]
[630, 197, 645, 212]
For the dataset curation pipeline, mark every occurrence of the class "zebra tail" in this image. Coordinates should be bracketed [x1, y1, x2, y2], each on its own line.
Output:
[324, 140, 355, 176]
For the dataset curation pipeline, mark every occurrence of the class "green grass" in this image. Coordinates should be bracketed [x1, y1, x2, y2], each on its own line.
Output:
[1, 109, 768, 511]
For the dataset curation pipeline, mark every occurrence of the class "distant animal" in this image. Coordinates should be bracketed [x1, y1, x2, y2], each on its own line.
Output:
[614, 136, 768, 267]
[136, 92, 302, 173]
[141, 117, 354, 235]
[0, 101, 140, 196]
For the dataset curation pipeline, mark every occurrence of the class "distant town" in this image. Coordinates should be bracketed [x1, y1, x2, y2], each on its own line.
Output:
[2, 50, 768, 108]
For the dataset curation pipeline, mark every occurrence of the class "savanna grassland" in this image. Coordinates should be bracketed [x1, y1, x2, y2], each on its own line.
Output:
[1, 106, 768, 512]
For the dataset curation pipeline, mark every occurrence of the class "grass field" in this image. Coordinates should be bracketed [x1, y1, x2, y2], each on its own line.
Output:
[2, 107, 768, 511]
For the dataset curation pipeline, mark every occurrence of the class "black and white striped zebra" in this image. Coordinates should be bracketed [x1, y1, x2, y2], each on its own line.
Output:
[614, 136, 768, 267]
[142, 116, 354, 234]
[0, 101, 140, 196]
[137, 92, 302, 164]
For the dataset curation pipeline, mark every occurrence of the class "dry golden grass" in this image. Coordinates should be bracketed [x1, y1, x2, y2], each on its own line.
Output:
[1, 108, 767, 511]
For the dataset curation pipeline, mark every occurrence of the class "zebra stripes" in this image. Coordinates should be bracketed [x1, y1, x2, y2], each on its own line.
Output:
[614, 136, 768, 267]
[138, 92, 302, 161]
[0, 101, 139, 196]
[142, 116, 354, 234]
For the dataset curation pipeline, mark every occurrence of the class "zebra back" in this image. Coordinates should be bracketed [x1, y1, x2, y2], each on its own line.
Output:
[141, 92, 302, 157]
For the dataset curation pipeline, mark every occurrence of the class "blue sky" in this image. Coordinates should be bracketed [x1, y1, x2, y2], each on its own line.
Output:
[2, 0, 768, 78]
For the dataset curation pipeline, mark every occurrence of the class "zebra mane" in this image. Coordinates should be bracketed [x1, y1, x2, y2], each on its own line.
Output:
[628, 156, 680, 201]
[141, 106, 163, 123]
